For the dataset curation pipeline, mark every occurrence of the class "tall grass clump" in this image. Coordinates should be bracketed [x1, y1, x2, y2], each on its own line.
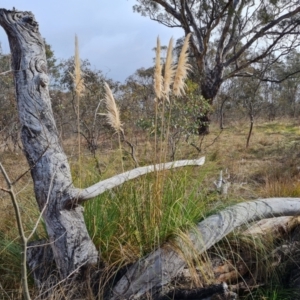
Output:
[153, 34, 191, 160]
[82, 35, 209, 290]
[84, 167, 211, 264]
[82, 166, 211, 297]
[152, 33, 192, 226]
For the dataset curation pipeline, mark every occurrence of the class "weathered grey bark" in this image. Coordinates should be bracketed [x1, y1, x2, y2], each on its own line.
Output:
[0, 8, 98, 279]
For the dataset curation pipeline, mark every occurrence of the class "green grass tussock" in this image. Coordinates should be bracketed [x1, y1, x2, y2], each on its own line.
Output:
[84, 168, 211, 265]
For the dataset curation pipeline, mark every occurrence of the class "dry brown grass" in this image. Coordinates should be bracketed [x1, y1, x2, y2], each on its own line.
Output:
[261, 177, 300, 197]
[184, 119, 300, 199]
[1, 119, 299, 208]
[0, 152, 37, 234]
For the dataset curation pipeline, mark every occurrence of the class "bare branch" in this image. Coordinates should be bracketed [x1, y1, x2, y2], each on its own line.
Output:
[66, 157, 206, 207]
[0, 69, 11, 75]
[184, 1, 204, 52]
[225, 6, 300, 68]
[11, 146, 49, 185]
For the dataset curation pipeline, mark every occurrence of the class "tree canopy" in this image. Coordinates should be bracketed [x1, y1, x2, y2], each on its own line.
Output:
[133, 0, 300, 101]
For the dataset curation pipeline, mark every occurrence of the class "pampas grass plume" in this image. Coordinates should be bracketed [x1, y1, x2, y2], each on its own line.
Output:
[163, 37, 175, 102]
[72, 34, 85, 97]
[103, 82, 123, 134]
[154, 36, 163, 100]
[173, 33, 192, 97]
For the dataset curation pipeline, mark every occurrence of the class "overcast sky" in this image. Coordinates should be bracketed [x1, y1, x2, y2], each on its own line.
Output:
[0, 1, 183, 83]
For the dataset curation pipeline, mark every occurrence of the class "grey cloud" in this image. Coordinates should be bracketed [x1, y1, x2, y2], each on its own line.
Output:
[0, 0, 183, 82]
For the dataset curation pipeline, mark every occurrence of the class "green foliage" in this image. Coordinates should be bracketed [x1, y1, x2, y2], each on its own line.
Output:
[136, 117, 154, 131]
[134, 79, 211, 139]
[83, 168, 210, 263]
[170, 82, 212, 135]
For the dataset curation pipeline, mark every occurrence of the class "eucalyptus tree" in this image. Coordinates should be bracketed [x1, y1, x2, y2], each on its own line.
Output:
[133, 1, 300, 106]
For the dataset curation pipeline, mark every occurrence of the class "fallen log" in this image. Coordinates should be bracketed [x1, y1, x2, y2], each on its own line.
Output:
[110, 199, 300, 299]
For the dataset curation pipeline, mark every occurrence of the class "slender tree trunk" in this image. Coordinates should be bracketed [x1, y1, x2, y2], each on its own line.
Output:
[219, 97, 228, 130]
[246, 103, 254, 148]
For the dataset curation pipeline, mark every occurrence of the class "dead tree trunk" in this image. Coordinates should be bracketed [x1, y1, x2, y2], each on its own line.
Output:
[0, 8, 98, 279]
